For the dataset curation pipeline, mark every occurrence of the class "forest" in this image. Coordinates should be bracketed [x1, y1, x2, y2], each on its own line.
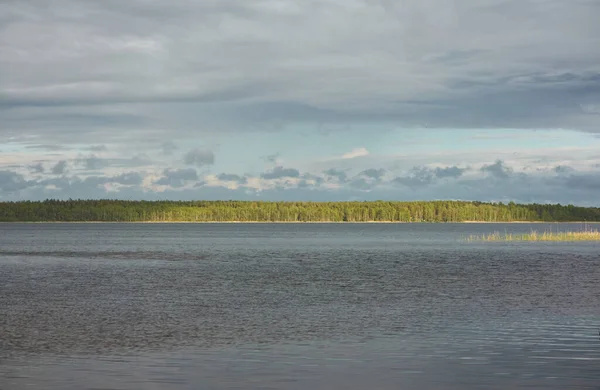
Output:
[1, 199, 599, 222]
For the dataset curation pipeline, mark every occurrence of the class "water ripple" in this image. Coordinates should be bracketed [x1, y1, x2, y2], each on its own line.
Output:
[1, 223, 600, 389]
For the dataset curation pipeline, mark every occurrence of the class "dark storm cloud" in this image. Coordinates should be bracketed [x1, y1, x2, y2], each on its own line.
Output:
[260, 166, 300, 180]
[183, 149, 215, 167]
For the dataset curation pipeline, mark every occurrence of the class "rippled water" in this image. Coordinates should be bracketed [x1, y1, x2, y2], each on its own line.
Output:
[1, 223, 599, 389]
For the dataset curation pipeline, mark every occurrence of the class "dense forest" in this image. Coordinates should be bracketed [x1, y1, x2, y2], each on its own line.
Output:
[0, 200, 599, 222]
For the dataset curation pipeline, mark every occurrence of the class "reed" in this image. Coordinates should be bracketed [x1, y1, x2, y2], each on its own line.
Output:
[465, 228, 600, 242]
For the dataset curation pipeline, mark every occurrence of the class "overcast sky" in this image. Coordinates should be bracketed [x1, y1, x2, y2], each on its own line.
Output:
[1, 0, 600, 204]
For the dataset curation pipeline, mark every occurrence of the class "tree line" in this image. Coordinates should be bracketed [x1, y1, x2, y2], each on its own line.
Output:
[0, 199, 599, 222]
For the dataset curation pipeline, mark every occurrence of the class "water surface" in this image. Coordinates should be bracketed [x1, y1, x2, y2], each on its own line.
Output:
[1, 223, 599, 389]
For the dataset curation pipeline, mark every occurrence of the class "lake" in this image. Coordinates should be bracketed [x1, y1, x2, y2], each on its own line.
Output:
[1, 223, 599, 389]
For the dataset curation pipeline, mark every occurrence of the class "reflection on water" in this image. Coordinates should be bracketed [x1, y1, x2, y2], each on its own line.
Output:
[1, 223, 599, 389]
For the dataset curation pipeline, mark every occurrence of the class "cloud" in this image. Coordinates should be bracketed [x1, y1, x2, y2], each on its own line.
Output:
[29, 163, 44, 174]
[5, 172, 149, 200]
[154, 168, 198, 188]
[323, 168, 348, 183]
[262, 153, 280, 163]
[434, 165, 468, 179]
[3, 158, 600, 206]
[51, 160, 67, 175]
[76, 154, 153, 170]
[110, 172, 144, 186]
[481, 160, 512, 179]
[54, 172, 144, 189]
[348, 177, 374, 191]
[86, 145, 108, 152]
[1, 0, 599, 141]
[183, 148, 215, 167]
[113, 155, 154, 168]
[393, 167, 435, 188]
[161, 141, 178, 155]
[359, 168, 386, 180]
[25, 144, 69, 151]
[79, 155, 105, 171]
[341, 148, 370, 159]
[554, 165, 574, 174]
[216, 173, 247, 184]
[260, 166, 300, 180]
[298, 173, 325, 188]
[555, 173, 600, 191]
[0, 170, 29, 193]
[1, 0, 600, 207]
[346, 168, 387, 191]
[392, 165, 468, 188]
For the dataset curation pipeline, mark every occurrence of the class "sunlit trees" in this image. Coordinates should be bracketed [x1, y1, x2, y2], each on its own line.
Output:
[1, 199, 599, 222]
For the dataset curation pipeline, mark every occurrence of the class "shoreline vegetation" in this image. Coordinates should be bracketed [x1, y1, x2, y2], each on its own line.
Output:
[465, 228, 600, 242]
[1, 199, 600, 223]
[5, 220, 600, 224]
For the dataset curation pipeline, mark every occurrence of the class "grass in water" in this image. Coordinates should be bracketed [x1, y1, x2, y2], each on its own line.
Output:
[465, 228, 600, 242]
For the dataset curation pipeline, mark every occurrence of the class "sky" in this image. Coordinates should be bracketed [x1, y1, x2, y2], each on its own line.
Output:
[1, 0, 600, 205]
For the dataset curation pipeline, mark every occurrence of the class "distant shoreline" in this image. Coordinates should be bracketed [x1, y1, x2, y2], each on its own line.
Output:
[3, 200, 599, 224]
[2, 220, 598, 224]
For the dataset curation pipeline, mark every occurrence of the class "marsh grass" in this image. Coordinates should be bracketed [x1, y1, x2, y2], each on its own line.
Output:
[465, 226, 600, 242]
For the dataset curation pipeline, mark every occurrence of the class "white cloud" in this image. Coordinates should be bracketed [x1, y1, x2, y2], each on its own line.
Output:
[341, 148, 369, 159]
